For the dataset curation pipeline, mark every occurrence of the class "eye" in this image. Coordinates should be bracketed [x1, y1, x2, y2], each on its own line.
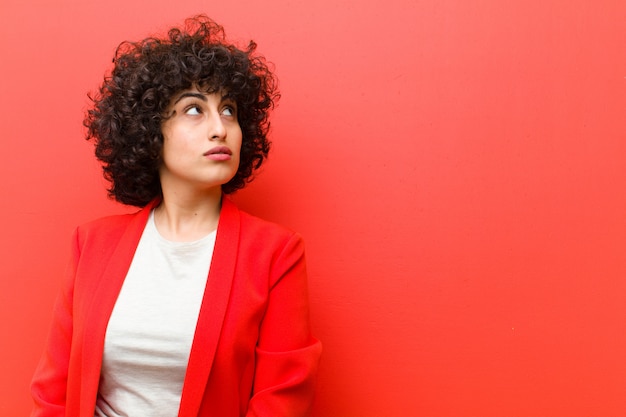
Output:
[184, 105, 202, 115]
[222, 103, 237, 117]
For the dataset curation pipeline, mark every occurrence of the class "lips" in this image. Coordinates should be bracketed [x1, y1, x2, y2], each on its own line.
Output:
[204, 146, 233, 161]
[204, 146, 232, 156]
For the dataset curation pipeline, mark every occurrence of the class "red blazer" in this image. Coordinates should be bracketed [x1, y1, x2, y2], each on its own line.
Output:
[31, 197, 321, 417]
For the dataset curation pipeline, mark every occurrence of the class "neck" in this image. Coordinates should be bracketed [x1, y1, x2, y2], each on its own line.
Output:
[154, 187, 223, 242]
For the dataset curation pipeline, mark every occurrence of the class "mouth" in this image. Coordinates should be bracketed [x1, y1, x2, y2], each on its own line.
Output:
[204, 146, 233, 161]
[204, 146, 232, 156]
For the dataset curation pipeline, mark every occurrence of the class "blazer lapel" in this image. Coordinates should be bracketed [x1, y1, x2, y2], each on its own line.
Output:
[79, 202, 156, 414]
[178, 196, 240, 417]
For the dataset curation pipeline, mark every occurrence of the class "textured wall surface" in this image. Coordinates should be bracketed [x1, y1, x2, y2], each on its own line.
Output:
[1, 0, 626, 415]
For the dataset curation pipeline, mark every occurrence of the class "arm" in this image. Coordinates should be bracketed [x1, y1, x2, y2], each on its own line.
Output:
[30, 229, 80, 417]
[246, 233, 322, 417]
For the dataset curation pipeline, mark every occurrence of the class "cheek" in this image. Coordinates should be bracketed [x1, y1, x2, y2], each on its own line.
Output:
[231, 145, 242, 169]
[160, 137, 189, 168]
[232, 128, 243, 158]
[160, 137, 175, 164]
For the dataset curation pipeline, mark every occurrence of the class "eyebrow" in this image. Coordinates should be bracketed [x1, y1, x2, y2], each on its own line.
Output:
[173, 92, 208, 105]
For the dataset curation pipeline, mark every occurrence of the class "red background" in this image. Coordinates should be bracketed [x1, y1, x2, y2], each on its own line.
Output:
[2, 1, 626, 416]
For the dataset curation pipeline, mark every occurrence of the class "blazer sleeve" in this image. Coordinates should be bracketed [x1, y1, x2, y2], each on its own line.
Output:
[246, 232, 322, 417]
[30, 228, 80, 417]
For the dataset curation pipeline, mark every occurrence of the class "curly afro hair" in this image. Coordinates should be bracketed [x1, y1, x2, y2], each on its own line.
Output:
[84, 15, 279, 207]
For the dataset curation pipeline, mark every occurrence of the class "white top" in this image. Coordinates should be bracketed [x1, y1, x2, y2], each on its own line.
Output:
[95, 210, 216, 417]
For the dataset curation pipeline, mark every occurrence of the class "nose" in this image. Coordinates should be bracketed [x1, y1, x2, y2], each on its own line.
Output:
[208, 112, 226, 141]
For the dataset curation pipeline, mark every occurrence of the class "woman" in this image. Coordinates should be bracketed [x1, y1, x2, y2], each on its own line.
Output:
[30, 15, 321, 417]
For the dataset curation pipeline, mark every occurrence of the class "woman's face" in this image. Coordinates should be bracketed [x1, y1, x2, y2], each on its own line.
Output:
[159, 87, 242, 193]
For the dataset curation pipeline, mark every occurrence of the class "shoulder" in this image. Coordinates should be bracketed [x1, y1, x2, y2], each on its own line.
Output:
[79, 211, 139, 230]
[223, 197, 305, 253]
[230, 199, 300, 237]
[239, 209, 295, 238]
[74, 206, 149, 247]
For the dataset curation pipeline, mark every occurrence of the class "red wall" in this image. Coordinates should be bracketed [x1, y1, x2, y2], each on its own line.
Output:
[2, 1, 626, 415]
